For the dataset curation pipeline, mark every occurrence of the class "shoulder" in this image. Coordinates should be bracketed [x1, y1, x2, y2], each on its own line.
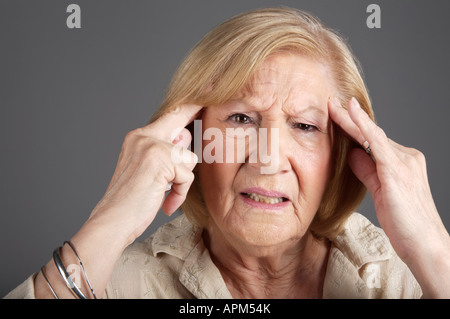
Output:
[324, 212, 422, 298]
[333, 212, 391, 264]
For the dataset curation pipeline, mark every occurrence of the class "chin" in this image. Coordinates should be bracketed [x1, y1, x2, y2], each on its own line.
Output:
[227, 213, 305, 250]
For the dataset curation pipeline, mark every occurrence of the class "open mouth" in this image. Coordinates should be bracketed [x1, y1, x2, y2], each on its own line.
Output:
[241, 192, 289, 204]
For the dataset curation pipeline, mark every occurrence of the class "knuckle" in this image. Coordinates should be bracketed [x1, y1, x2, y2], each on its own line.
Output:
[123, 128, 144, 146]
[125, 128, 141, 139]
[412, 149, 426, 164]
[143, 142, 167, 159]
[188, 171, 195, 183]
[372, 126, 387, 141]
[401, 148, 426, 168]
[123, 131, 134, 144]
[121, 131, 137, 153]
[171, 145, 197, 166]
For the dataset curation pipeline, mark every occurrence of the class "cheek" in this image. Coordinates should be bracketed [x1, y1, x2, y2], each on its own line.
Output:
[198, 159, 241, 217]
[291, 138, 333, 197]
[197, 115, 249, 207]
[198, 161, 236, 190]
[197, 112, 239, 215]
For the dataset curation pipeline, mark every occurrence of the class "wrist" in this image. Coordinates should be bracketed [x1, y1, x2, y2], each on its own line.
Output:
[81, 211, 136, 252]
[408, 236, 450, 298]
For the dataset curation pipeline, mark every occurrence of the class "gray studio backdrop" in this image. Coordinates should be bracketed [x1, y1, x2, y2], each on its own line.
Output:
[1, 0, 449, 297]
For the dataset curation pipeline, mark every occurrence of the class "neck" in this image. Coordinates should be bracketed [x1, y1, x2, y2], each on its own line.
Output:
[203, 224, 330, 299]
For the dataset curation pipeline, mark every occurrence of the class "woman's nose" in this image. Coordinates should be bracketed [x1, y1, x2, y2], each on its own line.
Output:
[247, 125, 292, 175]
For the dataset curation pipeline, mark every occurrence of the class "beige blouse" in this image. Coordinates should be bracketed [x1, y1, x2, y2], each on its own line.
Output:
[5, 212, 422, 299]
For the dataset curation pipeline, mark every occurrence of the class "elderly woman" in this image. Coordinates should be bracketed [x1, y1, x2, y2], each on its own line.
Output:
[6, 7, 450, 299]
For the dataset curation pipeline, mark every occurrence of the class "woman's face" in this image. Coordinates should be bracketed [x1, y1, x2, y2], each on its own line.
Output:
[198, 52, 336, 249]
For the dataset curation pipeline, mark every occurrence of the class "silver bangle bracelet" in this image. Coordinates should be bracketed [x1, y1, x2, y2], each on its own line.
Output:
[64, 241, 97, 299]
[40, 265, 59, 299]
[53, 246, 87, 299]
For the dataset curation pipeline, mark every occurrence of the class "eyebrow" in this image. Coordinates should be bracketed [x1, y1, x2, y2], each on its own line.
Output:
[228, 94, 329, 118]
[288, 104, 328, 118]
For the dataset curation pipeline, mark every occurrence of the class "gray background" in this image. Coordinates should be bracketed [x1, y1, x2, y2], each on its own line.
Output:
[1, 0, 449, 297]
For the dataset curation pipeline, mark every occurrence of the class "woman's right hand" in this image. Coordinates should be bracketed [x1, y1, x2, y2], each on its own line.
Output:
[88, 104, 202, 246]
[35, 104, 202, 299]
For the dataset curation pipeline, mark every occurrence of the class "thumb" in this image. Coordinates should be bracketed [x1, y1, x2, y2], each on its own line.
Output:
[171, 127, 192, 149]
[347, 148, 381, 196]
[170, 128, 197, 170]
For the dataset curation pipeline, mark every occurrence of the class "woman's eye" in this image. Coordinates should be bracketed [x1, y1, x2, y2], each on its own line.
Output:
[228, 113, 253, 124]
[295, 123, 318, 132]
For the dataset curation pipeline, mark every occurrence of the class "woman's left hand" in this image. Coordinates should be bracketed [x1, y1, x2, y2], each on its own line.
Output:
[328, 97, 450, 298]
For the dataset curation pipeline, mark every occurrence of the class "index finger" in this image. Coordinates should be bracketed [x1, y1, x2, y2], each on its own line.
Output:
[346, 97, 393, 164]
[328, 97, 365, 144]
[147, 104, 204, 141]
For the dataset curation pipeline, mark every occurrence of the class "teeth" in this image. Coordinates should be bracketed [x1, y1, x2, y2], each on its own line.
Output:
[246, 193, 284, 204]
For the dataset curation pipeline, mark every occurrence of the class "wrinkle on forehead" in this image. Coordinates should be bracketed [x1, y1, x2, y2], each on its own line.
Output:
[235, 53, 335, 114]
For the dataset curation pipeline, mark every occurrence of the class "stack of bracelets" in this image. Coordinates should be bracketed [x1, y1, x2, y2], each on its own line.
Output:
[40, 241, 97, 299]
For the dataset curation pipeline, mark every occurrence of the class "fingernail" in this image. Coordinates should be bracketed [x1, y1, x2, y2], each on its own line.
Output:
[330, 97, 342, 108]
[192, 152, 199, 164]
[170, 127, 184, 143]
[172, 134, 183, 144]
[170, 106, 181, 114]
[351, 97, 361, 109]
[363, 140, 370, 149]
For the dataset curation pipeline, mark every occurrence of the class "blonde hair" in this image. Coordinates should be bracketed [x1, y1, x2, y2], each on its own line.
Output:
[151, 7, 374, 239]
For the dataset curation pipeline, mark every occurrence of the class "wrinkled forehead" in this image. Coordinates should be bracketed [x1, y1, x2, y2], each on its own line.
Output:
[235, 53, 335, 112]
